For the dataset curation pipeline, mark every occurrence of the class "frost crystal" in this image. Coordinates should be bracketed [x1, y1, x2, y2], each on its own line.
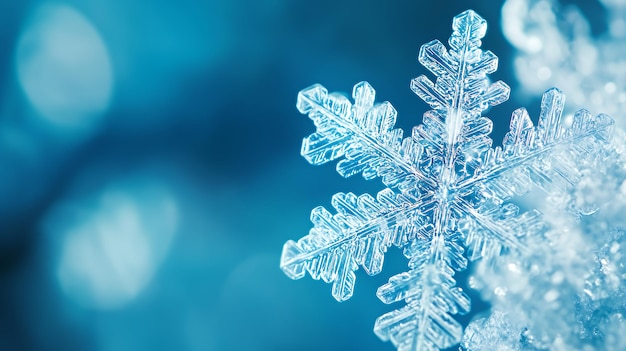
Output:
[465, 226, 626, 350]
[465, 135, 626, 350]
[462, 310, 525, 351]
[280, 10, 614, 351]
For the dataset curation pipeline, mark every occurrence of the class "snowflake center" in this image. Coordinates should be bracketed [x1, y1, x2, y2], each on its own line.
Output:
[434, 185, 456, 204]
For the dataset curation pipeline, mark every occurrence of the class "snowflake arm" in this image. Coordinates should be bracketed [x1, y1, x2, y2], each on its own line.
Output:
[415, 23, 510, 110]
[472, 89, 614, 191]
[297, 81, 433, 190]
[456, 88, 613, 260]
[374, 235, 470, 351]
[281, 189, 432, 301]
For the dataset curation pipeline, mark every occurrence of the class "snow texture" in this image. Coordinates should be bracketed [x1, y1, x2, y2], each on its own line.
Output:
[464, 133, 626, 351]
[502, 0, 626, 126]
[280, 9, 615, 351]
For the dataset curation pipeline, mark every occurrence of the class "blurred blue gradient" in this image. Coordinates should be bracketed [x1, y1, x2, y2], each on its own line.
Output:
[0, 0, 583, 350]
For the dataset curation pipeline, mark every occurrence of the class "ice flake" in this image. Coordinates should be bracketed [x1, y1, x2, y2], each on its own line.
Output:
[280, 9, 614, 351]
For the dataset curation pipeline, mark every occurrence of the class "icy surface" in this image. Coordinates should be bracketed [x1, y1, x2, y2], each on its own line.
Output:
[280, 9, 615, 351]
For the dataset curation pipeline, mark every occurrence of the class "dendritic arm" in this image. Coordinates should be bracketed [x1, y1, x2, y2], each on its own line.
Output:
[457, 200, 544, 261]
[467, 88, 614, 200]
[374, 235, 470, 351]
[280, 189, 432, 301]
[411, 10, 509, 155]
[297, 82, 432, 190]
[456, 88, 613, 260]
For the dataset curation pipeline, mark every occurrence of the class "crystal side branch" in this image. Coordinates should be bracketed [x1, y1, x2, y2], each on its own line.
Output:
[280, 9, 614, 351]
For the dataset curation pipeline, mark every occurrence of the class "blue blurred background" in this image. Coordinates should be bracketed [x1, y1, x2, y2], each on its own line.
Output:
[0, 0, 610, 350]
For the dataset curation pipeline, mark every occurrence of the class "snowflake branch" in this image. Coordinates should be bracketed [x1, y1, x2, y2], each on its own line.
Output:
[280, 190, 432, 301]
[297, 82, 436, 189]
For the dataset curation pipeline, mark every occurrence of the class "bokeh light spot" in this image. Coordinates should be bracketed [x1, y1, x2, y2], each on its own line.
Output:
[15, 3, 113, 129]
[537, 66, 551, 81]
[48, 176, 178, 310]
[604, 82, 617, 94]
[526, 37, 542, 52]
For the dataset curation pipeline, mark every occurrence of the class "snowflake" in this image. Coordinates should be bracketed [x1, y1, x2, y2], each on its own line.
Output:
[280, 10, 614, 351]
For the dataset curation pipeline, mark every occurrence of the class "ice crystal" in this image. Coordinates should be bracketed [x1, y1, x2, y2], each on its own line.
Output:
[464, 132, 626, 350]
[465, 225, 626, 350]
[498, 3, 626, 345]
[462, 310, 525, 351]
[280, 9, 614, 351]
[502, 0, 626, 125]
